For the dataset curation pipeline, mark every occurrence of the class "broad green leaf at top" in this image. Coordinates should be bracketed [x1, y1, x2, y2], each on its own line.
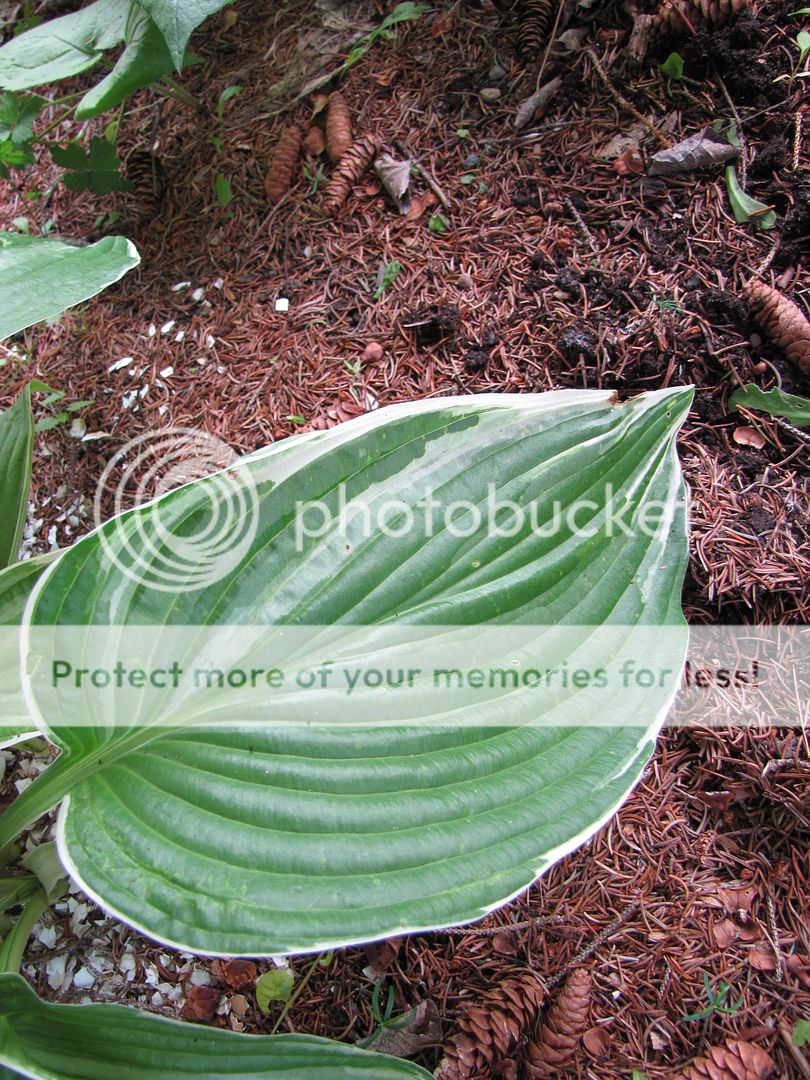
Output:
[0, 233, 140, 340]
[730, 384, 810, 427]
[8, 389, 692, 955]
[137, 0, 234, 69]
[0, 973, 433, 1079]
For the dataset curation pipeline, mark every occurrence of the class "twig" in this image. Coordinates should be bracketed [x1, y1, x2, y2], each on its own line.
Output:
[793, 111, 804, 171]
[547, 902, 640, 989]
[585, 49, 672, 148]
[780, 1021, 810, 1079]
[771, 415, 810, 448]
[765, 894, 783, 981]
[564, 196, 598, 252]
[717, 74, 746, 189]
[394, 139, 452, 210]
[440, 914, 566, 936]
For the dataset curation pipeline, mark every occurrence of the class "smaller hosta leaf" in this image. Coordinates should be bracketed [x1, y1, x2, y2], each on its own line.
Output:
[0, 232, 140, 339]
[729, 383, 810, 427]
[256, 968, 295, 1011]
[0, 973, 433, 1079]
[725, 166, 776, 229]
[50, 138, 130, 194]
[0, 91, 45, 144]
[0, 383, 33, 570]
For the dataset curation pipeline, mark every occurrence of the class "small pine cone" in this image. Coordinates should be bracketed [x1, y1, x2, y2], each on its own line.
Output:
[322, 134, 379, 215]
[516, 0, 553, 59]
[264, 126, 301, 204]
[524, 968, 591, 1078]
[654, 0, 749, 41]
[126, 149, 165, 220]
[326, 91, 353, 164]
[743, 279, 810, 377]
[436, 972, 546, 1080]
[673, 1038, 774, 1080]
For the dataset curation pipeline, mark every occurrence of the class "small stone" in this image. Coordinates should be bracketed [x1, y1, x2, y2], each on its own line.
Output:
[488, 62, 506, 82]
[479, 87, 501, 104]
[458, 273, 473, 290]
[462, 153, 480, 170]
[362, 342, 384, 363]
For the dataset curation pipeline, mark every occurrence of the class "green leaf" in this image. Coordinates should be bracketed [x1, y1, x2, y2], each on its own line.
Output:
[632, 1072, 650, 1080]
[20, 842, 67, 902]
[5, 389, 692, 955]
[660, 51, 684, 79]
[256, 968, 295, 1011]
[729, 384, 810, 428]
[724, 166, 776, 229]
[798, 29, 810, 64]
[0, 384, 33, 571]
[216, 83, 243, 119]
[0, 232, 140, 339]
[0, 92, 45, 145]
[0, 552, 59, 749]
[790, 6, 810, 11]
[0, 874, 38, 911]
[0, 0, 128, 90]
[374, 260, 402, 298]
[793, 1019, 810, 1048]
[136, 0, 234, 69]
[0, 138, 35, 177]
[74, 8, 181, 119]
[0, 973, 433, 1078]
[50, 138, 130, 194]
[428, 213, 448, 233]
[215, 173, 233, 206]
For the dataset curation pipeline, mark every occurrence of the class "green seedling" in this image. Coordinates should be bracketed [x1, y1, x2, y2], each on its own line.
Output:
[660, 51, 684, 80]
[344, 358, 364, 376]
[775, 29, 810, 82]
[214, 173, 233, 207]
[303, 162, 326, 195]
[724, 166, 775, 229]
[344, 2, 430, 70]
[681, 973, 744, 1022]
[357, 980, 416, 1049]
[793, 1019, 810, 1047]
[286, 414, 306, 426]
[255, 968, 294, 1013]
[374, 259, 401, 299]
[428, 213, 449, 233]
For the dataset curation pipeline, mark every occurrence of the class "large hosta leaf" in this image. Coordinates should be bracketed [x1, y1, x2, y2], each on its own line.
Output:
[0, 973, 432, 1079]
[9, 389, 691, 954]
[0, 384, 33, 570]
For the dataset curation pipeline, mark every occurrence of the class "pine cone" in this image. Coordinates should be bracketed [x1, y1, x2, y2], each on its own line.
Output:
[524, 968, 591, 1078]
[742, 279, 810, 376]
[654, 0, 749, 40]
[435, 971, 546, 1080]
[516, 0, 553, 60]
[326, 91, 353, 164]
[264, 126, 301, 204]
[673, 1038, 774, 1080]
[126, 149, 165, 220]
[322, 134, 379, 215]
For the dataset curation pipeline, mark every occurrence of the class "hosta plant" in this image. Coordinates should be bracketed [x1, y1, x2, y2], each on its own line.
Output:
[0, 387, 691, 1075]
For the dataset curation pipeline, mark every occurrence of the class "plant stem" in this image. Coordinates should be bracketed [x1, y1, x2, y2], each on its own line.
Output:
[0, 888, 48, 974]
[269, 954, 324, 1035]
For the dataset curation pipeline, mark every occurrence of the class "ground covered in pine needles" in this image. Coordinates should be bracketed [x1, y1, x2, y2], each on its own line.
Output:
[1, 0, 809, 1076]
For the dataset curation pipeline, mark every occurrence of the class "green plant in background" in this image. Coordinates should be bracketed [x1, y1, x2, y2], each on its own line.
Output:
[374, 259, 402, 298]
[729, 384, 810, 427]
[0, 387, 692, 1075]
[0, 381, 33, 570]
[681, 973, 744, 1022]
[775, 15, 810, 83]
[358, 980, 417, 1049]
[794, 1019, 810, 1047]
[725, 166, 776, 229]
[343, 2, 431, 71]
[49, 137, 131, 194]
[660, 51, 684, 80]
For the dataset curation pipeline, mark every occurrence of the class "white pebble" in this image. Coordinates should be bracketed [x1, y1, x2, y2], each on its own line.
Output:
[160, 320, 176, 335]
[191, 287, 205, 302]
[73, 967, 95, 990]
[108, 356, 134, 373]
[275, 297, 289, 312]
[160, 366, 174, 378]
[171, 281, 191, 292]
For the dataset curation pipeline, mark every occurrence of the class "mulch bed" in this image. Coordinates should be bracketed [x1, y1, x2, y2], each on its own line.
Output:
[1, 0, 809, 1075]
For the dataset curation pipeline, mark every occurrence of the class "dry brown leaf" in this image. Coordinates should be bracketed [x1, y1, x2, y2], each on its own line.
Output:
[181, 984, 221, 1023]
[733, 426, 767, 450]
[649, 128, 739, 176]
[719, 885, 757, 915]
[514, 76, 562, 131]
[613, 148, 644, 175]
[303, 126, 326, 157]
[310, 93, 329, 117]
[361, 999, 442, 1057]
[374, 152, 412, 214]
[712, 917, 741, 949]
[582, 1024, 610, 1056]
[747, 945, 776, 972]
[212, 958, 257, 990]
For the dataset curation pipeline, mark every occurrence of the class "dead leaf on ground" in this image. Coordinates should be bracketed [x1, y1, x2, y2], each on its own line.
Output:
[613, 148, 644, 175]
[583, 1025, 610, 1056]
[649, 127, 739, 177]
[747, 945, 776, 972]
[733, 426, 767, 449]
[374, 152, 412, 214]
[713, 917, 742, 949]
[514, 77, 562, 131]
[181, 984, 222, 1023]
[360, 999, 442, 1057]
